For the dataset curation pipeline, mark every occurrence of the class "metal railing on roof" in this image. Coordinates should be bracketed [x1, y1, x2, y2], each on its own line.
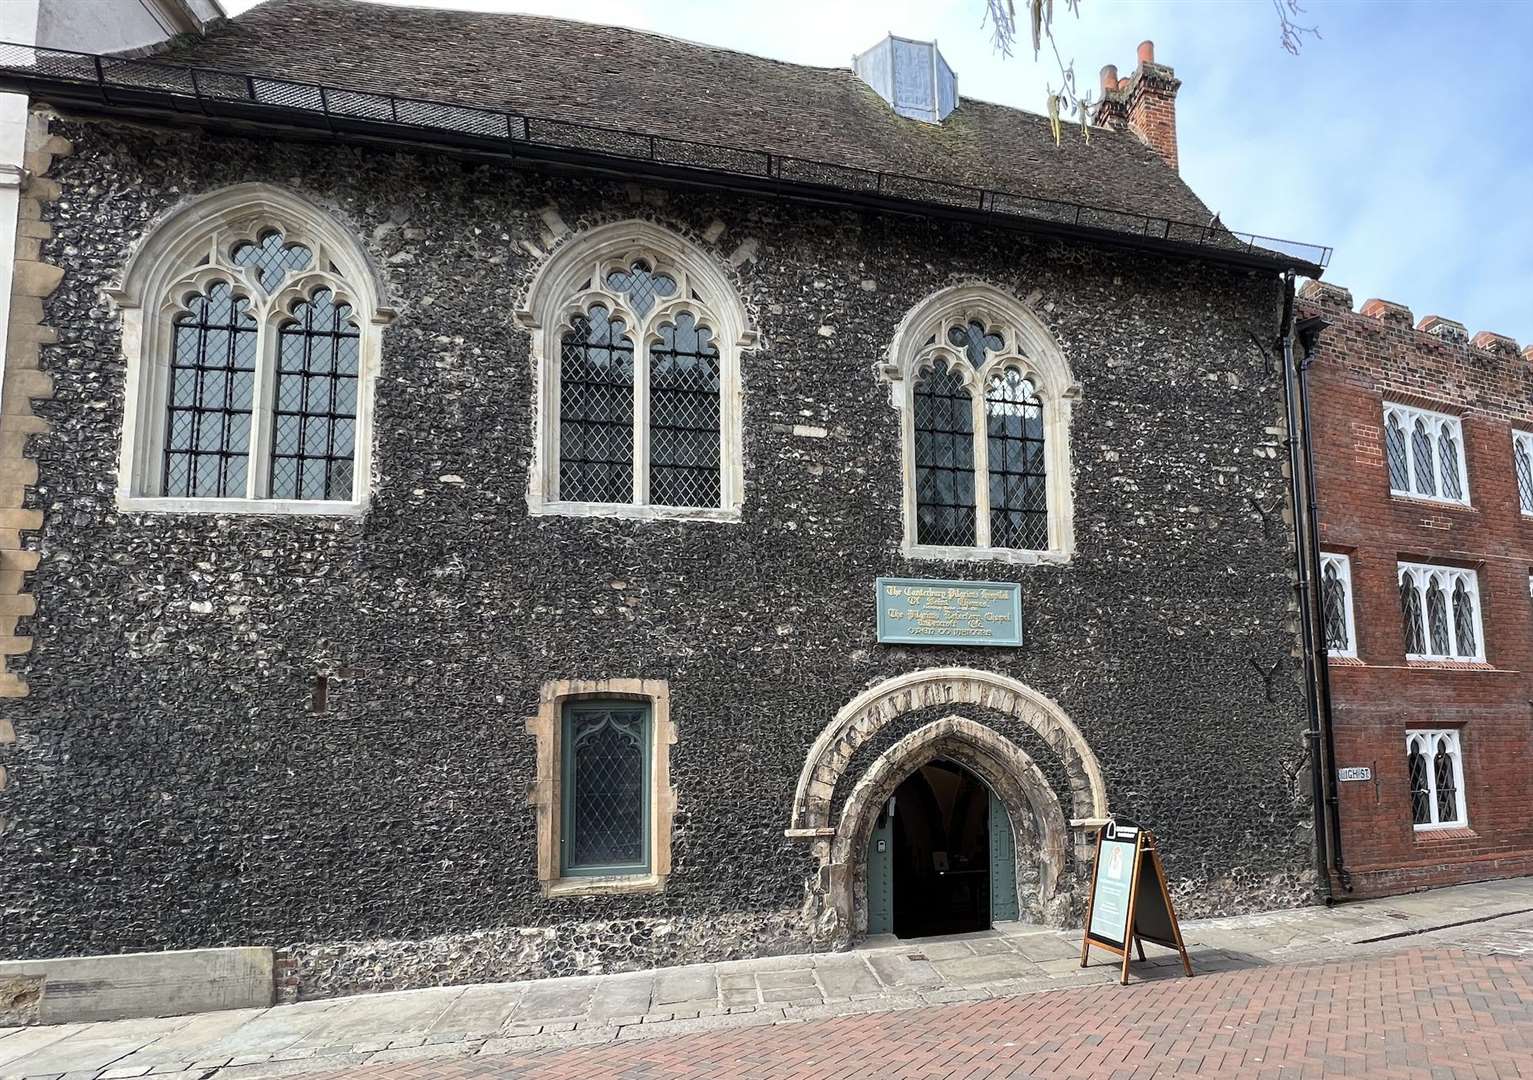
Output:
[0, 41, 1332, 273]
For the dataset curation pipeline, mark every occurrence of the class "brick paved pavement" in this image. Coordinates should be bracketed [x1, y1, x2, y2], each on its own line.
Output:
[317, 947, 1533, 1079]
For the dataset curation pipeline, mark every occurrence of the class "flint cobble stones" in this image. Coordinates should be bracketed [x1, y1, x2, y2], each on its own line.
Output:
[2, 109, 1309, 998]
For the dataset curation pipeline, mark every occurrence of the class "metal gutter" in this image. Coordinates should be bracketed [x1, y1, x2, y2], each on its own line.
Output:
[0, 41, 1332, 278]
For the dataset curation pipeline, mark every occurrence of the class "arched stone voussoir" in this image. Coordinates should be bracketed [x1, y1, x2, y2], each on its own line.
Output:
[789, 667, 1109, 835]
[825, 715, 1072, 935]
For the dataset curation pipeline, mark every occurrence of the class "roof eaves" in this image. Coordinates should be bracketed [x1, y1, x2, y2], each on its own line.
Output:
[0, 42, 1331, 277]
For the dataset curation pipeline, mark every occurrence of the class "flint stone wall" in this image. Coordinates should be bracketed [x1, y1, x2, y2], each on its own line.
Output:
[0, 112, 1312, 999]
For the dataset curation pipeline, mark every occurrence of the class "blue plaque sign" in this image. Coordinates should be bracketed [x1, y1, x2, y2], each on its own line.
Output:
[875, 577, 1023, 647]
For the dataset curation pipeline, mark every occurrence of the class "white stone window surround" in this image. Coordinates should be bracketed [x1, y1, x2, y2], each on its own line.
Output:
[1397, 561, 1486, 663]
[1406, 728, 1468, 831]
[1320, 552, 1357, 659]
[1512, 429, 1533, 515]
[109, 183, 392, 516]
[515, 220, 757, 524]
[879, 282, 1077, 565]
[1383, 401, 1470, 507]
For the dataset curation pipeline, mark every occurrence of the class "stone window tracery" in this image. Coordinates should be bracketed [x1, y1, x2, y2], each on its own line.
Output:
[1512, 430, 1533, 514]
[1320, 553, 1356, 658]
[1406, 729, 1466, 830]
[112, 185, 389, 515]
[519, 222, 753, 522]
[884, 285, 1075, 564]
[1397, 562, 1484, 662]
[1383, 402, 1469, 506]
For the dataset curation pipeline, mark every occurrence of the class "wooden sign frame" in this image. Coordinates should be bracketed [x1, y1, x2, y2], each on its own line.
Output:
[1079, 822, 1193, 984]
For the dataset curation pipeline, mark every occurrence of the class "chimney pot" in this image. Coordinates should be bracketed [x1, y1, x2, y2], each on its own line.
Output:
[1137, 40, 1155, 65]
[1117, 77, 1130, 92]
[1100, 64, 1118, 93]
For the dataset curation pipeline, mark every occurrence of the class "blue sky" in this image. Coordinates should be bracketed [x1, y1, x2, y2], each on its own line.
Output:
[226, 0, 1532, 343]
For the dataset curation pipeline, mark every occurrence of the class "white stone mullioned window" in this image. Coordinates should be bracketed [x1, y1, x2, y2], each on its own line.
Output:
[1512, 430, 1533, 515]
[111, 184, 390, 516]
[1383, 401, 1469, 506]
[516, 221, 755, 523]
[1320, 552, 1357, 659]
[879, 283, 1076, 565]
[1397, 561, 1484, 662]
[1406, 728, 1467, 831]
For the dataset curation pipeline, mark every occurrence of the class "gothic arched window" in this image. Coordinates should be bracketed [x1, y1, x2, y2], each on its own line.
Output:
[1406, 729, 1466, 829]
[1397, 562, 1484, 662]
[520, 222, 754, 521]
[113, 184, 388, 514]
[1320, 553, 1356, 658]
[1383, 402, 1468, 506]
[884, 285, 1076, 563]
[1513, 430, 1533, 514]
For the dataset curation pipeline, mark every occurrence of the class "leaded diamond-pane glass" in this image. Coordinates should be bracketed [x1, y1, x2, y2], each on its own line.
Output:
[1452, 578, 1477, 659]
[1407, 742, 1430, 825]
[1426, 577, 1450, 655]
[232, 229, 312, 293]
[1401, 575, 1425, 655]
[606, 260, 676, 318]
[913, 360, 976, 547]
[1411, 419, 1436, 496]
[1433, 740, 1458, 824]
[566, 705, 647, 871]
[649, 313, 721, 508]
[946, 320, 1003, 369]
[163, 282, 257, 498]
[985, 369, 1047, 550]
[1437, 429, 1462, 501]
[1516, 438, 1533, 513]
[1385, 415, 1409, 493]
[1322, 562, 1350, 653]
[559, 306, 634, 503]
[270, 288, 359, 501]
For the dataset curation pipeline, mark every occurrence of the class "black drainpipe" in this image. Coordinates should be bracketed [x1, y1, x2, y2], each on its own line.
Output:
[1296, 310, 1350, 895]
[1277, 273, 1334, 900]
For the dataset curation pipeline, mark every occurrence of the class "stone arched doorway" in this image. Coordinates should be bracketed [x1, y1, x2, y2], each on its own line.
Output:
[867, 756, 1014, 938]
[787, 669, 1109, 945]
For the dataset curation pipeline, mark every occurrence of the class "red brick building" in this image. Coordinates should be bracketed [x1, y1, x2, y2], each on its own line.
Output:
[1300, 279, 1533, 897]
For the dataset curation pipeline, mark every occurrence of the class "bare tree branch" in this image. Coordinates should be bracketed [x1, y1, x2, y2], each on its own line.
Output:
[1272, 0, 1322, 55]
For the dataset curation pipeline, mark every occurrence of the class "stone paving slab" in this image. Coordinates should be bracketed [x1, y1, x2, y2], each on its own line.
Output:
[10, 876, 1533, 1080]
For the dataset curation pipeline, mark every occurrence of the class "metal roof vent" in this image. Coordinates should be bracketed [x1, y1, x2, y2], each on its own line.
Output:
[852, 34, 958, 124]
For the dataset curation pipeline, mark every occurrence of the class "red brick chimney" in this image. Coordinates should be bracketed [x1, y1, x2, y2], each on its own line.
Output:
[1091, 40, 1181, 172]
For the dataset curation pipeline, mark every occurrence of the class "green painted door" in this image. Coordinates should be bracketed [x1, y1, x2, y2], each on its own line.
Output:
[989, 789, 1020, 923]
[866, 804, 894, 935]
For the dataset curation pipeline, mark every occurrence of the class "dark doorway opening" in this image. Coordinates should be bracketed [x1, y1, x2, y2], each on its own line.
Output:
[891, 759, 991, 938]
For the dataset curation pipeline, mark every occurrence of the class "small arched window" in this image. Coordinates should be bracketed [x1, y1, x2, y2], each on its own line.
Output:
[112, 185, 388, 514]
[1320, 553, 1356, 658]
[1397, 561, 1484, 662]
[883, 285, 1076, 563]
[1382, 402, 1468, 506]
[1406, 728, 1466, 829]
[518, 222, 754, 522]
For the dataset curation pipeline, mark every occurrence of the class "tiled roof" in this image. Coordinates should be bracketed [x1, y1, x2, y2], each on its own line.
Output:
[153, 0, 1217, 226]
